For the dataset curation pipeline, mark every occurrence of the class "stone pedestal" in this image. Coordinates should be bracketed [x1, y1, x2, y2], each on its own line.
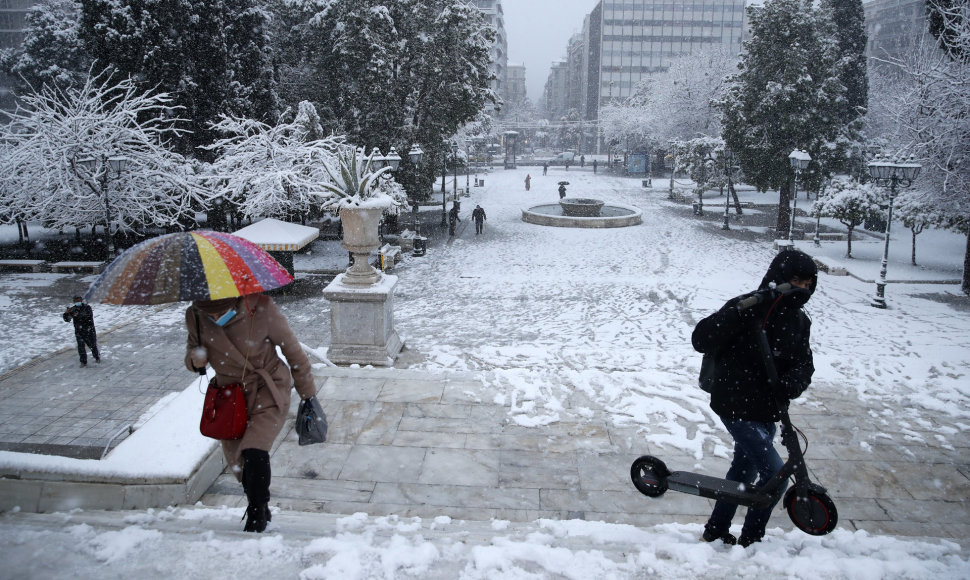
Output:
[323, 273, 402, 366]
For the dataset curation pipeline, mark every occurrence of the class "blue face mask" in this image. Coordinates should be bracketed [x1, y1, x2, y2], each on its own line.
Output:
[75, 302, 83, 307]
[213, 309, 236, 327]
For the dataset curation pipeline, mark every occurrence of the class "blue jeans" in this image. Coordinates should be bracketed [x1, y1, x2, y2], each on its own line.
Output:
[706, 418, 786, 541]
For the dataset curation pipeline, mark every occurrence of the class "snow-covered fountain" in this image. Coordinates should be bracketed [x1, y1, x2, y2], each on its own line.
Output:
[522, 197, 642, 228]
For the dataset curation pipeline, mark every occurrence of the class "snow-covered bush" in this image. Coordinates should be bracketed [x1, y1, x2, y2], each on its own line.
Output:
[813, 177, 886, 257]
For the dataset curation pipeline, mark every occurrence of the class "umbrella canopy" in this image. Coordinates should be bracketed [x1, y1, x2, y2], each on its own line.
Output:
[85, 230, 294, 305]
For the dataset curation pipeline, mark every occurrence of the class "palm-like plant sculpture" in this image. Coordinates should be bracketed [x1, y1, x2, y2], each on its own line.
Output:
[319, 146, 396, 209]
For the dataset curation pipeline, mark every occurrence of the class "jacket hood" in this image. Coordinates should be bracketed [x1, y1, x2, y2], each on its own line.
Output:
[759, 249, 818, 296]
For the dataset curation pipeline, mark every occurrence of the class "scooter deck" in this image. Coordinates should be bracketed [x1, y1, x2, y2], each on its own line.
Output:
[667, 471, 773, 508]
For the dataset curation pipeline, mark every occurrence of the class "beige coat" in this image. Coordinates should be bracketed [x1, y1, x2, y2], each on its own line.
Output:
[185, 294, 316, 477]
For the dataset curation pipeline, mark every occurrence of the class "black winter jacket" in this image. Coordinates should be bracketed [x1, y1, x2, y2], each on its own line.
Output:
[691, 293, 813, 422]
[63, 303, 97, 335]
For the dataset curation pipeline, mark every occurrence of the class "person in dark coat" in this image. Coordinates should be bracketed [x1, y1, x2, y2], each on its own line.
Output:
[593, 159, 598, 173]
[542, 162, 548, 176]
[691, 249, 818, 547]
[525, 174, 531, 191]
[448, 203, 461, 236]
[63, 296, 100, 367]
[558, 183, 567, 199]
[471, 205, 487, 234]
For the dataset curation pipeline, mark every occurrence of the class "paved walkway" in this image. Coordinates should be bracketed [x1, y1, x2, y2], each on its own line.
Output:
[0, 193, 968, 547]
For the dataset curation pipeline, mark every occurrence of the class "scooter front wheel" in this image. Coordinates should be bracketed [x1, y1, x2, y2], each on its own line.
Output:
[784, 484, 838, 535]
[630, 456, 669, 497]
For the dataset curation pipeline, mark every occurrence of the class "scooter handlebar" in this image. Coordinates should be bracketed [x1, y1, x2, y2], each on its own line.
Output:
[736, 283, 793, 311]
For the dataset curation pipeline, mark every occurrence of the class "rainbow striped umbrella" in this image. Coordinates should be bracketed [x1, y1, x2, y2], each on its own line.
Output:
[84, 231, 294, 305]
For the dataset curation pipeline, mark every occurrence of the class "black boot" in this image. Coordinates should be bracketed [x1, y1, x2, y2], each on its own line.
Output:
[241, 448, 272, 533]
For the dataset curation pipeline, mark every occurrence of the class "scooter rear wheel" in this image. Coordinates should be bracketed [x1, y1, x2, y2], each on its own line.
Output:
[630, 456, 669, 497]
[784, 484, 838, 535]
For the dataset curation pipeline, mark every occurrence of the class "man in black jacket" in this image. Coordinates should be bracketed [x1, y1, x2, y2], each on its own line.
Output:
[691, 249, 818, 547]
[63, 295, 100, 367]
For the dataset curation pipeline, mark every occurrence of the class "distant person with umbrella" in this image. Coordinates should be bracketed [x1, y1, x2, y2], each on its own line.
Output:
[558, 181, 568, 199]
[63, 295, 99, 367]
[85, 231, 319, 534]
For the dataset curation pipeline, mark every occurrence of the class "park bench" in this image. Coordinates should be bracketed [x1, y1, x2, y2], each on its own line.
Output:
[50, 261, 106, 274]
[379, 244, 403, 271]
[0, 259, 48, 272]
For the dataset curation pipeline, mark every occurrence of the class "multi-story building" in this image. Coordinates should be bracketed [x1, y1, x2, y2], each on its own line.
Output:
[544, 0, 746, 124]
[504, 63, 527, 108]
[470, 0, 509, 109]
[0, 0, 32, 110]
[863, 0, 929, 61]
[542, 60, 569, 120]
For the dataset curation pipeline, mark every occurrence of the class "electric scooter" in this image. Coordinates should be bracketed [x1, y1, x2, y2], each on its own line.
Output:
[630, 286, 839, 536]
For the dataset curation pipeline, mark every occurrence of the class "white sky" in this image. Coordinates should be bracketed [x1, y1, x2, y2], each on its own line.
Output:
[502, 0, 600, 102]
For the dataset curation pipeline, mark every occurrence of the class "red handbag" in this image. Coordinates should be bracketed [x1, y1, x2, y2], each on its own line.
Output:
[199, 378, 248, 440]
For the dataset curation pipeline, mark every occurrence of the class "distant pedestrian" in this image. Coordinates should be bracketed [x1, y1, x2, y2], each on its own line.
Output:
[63, 295, 99, 367]
[593, 160, 598, 174]
[472, 204, 487, 235]
[558, 183, 567, 199]
[525, 174, 531, 191]
[565, 161, 570, 171]
[449, 203, 461, 236]
[542, 162, 548, 176]
[580, 155, 586, 167]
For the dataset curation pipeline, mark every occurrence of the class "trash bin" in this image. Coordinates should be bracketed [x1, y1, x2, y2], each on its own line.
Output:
[692, 202, 703, 215]
[412, 236, 427, 257]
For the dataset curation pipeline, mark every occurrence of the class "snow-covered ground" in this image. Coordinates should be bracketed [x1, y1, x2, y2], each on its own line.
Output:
[1, 167, 969, 578]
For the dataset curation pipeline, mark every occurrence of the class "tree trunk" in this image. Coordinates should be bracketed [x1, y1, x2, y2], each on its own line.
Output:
[16, 219, 24, 245]
[777, 181, 792, 238]
[960, 228, 970, 294]
[729, 182, 743, 215]
[22, 221, 29, 244]
[911, 228, 918, 266]
[846, 224, 854, 258]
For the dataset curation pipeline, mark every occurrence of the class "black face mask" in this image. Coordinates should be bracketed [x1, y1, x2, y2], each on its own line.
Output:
[781, 286, 812, 308]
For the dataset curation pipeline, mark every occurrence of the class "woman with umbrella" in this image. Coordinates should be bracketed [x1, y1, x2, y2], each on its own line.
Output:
[86, 230, 318, 533]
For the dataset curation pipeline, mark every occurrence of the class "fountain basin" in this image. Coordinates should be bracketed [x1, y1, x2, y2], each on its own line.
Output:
[560, 198, 605, 217]
[521, 202, 642, 228]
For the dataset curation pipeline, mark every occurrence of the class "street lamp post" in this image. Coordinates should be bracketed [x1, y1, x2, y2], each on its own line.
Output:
[722, 149, 737, 231]
[788, 150, 811, 244]
[76, 154, 130, 258]
[867, 155, 921, 308]
[452, 140, 459, 201]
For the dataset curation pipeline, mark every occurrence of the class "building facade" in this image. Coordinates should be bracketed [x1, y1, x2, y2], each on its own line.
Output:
[544, 0, 746, 123]
[863, 0, 929, 61]
[0, 0, 32, 110]
[470, 0, 509, 109]
[505, 63, 527, 107]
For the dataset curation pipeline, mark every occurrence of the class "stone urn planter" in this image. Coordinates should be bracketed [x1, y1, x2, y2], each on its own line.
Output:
[339, 206, 384, 285]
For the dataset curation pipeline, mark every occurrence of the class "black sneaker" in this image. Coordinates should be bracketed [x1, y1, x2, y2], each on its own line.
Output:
[738, 535, 761, 548]
[702, 529, 737, 545]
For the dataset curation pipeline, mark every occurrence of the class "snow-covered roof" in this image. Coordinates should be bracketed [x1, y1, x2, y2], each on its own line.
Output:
[233, 218, 319, 251]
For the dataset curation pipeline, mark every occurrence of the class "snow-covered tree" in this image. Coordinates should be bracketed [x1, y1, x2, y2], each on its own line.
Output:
[668, 137, 726, 209]
[600, 47, 735, 152]
[283, 0, 495, 201]
[200, 102, 343, 223]
[0, 71, 204, 252]
[813, 177, 885, 258]
[823, 0, 868, 128]
[719, 0, 849, 238]
[0, 0, 90, 94]
[895, 192, 947, 265]
[79, 0, 280, 157]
